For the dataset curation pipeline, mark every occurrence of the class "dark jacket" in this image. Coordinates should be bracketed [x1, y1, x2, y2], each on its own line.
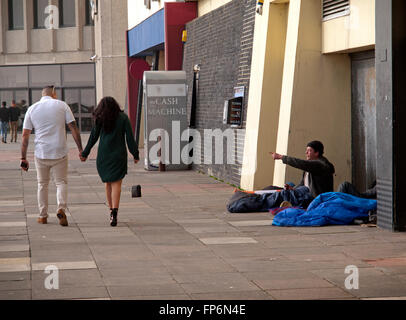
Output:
[9, 107, 21, 122]
[282, 155, 335, 198]
[0, 107, 9, 122]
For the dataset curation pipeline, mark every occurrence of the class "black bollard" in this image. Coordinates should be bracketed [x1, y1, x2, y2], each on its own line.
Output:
[131, 185, 142, 198]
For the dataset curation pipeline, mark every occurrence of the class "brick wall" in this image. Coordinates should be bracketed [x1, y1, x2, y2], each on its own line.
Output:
[182, 0, 256, 187]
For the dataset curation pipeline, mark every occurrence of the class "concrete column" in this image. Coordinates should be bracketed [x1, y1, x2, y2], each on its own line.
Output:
[0, 0, 5, 54]
[94, 0, 128, 107]
[75, 0, 84, 50]
[50, 0, 57, 52]
[240, 1, 288, 190]
[23, 0, 33, 53]
[272, 0, 301, 186]
[273, 0, 351, 189]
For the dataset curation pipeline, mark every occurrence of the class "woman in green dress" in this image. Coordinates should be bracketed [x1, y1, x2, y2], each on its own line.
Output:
[80, 96, 139, 226]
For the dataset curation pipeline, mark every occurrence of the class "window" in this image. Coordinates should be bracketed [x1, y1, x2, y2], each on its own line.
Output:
[8, 0, 24, 30]
[85, 0, 94, 26]
[322, 0, 350, 21]
[0, 66, 28, 88]
[29, 65, 61, 87]
[0, 64, 95, 132]
[59, 0, 76, 27]
[62, 64, 95, 87]
[34, 0, 49, 29]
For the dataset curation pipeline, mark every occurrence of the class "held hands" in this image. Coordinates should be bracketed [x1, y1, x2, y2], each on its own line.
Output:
[79, 151, 87, 162]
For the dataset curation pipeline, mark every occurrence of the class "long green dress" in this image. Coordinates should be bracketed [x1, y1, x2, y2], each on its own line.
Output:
[82, 112, 139, 183]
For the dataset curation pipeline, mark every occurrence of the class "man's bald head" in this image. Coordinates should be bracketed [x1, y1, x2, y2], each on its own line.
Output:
[42, 86, 56, 98]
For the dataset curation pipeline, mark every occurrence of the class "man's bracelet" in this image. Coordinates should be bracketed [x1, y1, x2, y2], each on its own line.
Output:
[21, 158, 26, 160]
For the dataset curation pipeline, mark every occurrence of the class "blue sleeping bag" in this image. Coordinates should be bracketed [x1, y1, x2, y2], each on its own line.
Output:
[272, 192, 377, 227]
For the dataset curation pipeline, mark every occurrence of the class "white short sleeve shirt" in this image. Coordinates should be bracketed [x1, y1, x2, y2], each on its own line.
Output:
[23, 96, 75, 159]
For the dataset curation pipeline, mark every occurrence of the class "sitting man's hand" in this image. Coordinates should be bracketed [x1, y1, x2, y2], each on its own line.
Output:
[270, 152, 283, 160]
[284, 184, 294, 191]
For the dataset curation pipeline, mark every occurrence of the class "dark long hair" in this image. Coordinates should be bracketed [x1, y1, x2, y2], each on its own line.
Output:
[93, 96, 122, 133]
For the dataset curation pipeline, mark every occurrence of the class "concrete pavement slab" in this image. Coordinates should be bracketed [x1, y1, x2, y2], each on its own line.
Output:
[190, 291, 274, 300]
[2, 135, 406, 300]
[31, 261, 97, 271]
[111, 294, 191, 300]
[267, 287, 355, 300]
[0, 244, 29, 252]
[31, 269, 105, 288]
[199, 237, 257, 245]
[0, 290, 32, 300]
[107, 283, 186, 298]
[32, 286, 109, 300]
[0, 257, 31, 272]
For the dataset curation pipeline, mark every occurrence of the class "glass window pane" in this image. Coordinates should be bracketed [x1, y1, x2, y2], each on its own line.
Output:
[30, 88, 61, 106]
[29, 65, 61, 87]
[0, 66, 28, 88]
[85, 0, 94, 26]
[0, 91, 13, 106]
[9, 0, 24, 30]
[80, 89, 95, 114]
[34, 0, 49, 29]
[15, 90, 29, 111]
[14, 90, 29, 130]
[59, 0, 76, 27]
[80, 89, 95, 132]
[81, 117, 94, 132]
[64, 89, 79, 115]
[62, 64, 95, 87]
[30, 89, 43, 105]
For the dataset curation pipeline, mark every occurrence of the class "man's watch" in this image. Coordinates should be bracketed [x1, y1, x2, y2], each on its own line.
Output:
[21, 158, 26, 160]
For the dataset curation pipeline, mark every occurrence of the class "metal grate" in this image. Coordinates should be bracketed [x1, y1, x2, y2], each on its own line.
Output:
[323, 0, 350, 21]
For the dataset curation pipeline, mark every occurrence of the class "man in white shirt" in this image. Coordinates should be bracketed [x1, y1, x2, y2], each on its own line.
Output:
[20, 85, 83, 226]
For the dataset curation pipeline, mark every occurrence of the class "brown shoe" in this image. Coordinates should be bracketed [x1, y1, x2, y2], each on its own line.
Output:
[37, 217, 48, 224]
[56, 209, 68, 227]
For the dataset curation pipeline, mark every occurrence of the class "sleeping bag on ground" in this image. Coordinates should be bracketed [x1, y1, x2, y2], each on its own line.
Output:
[272, 192, 377, 227]
[227, 186, 313, 213]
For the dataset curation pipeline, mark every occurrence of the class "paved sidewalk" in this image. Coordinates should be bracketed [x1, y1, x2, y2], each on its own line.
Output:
[1, 134, 406, 300]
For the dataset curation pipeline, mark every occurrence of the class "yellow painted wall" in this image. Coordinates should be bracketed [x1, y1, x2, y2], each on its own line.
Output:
[241, 1, 288, 191]
[198, 0, 233, 16]
[322, 0, 375, 53]
[273, 0, 352, 190]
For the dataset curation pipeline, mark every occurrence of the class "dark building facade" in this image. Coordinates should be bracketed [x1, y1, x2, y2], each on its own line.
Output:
[182, 0, 256, 186]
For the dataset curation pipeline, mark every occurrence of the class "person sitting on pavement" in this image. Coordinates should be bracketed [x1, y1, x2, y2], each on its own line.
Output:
[337, 180, 377, 199]
[270, 140, 335, 199]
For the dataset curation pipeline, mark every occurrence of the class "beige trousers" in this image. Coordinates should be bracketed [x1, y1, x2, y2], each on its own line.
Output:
[35, 156, 68, 218]
[9, 121, 18, 142]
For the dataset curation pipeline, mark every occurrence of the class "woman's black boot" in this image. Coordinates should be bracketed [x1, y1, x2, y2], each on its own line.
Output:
[110, 208, 118, 227]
